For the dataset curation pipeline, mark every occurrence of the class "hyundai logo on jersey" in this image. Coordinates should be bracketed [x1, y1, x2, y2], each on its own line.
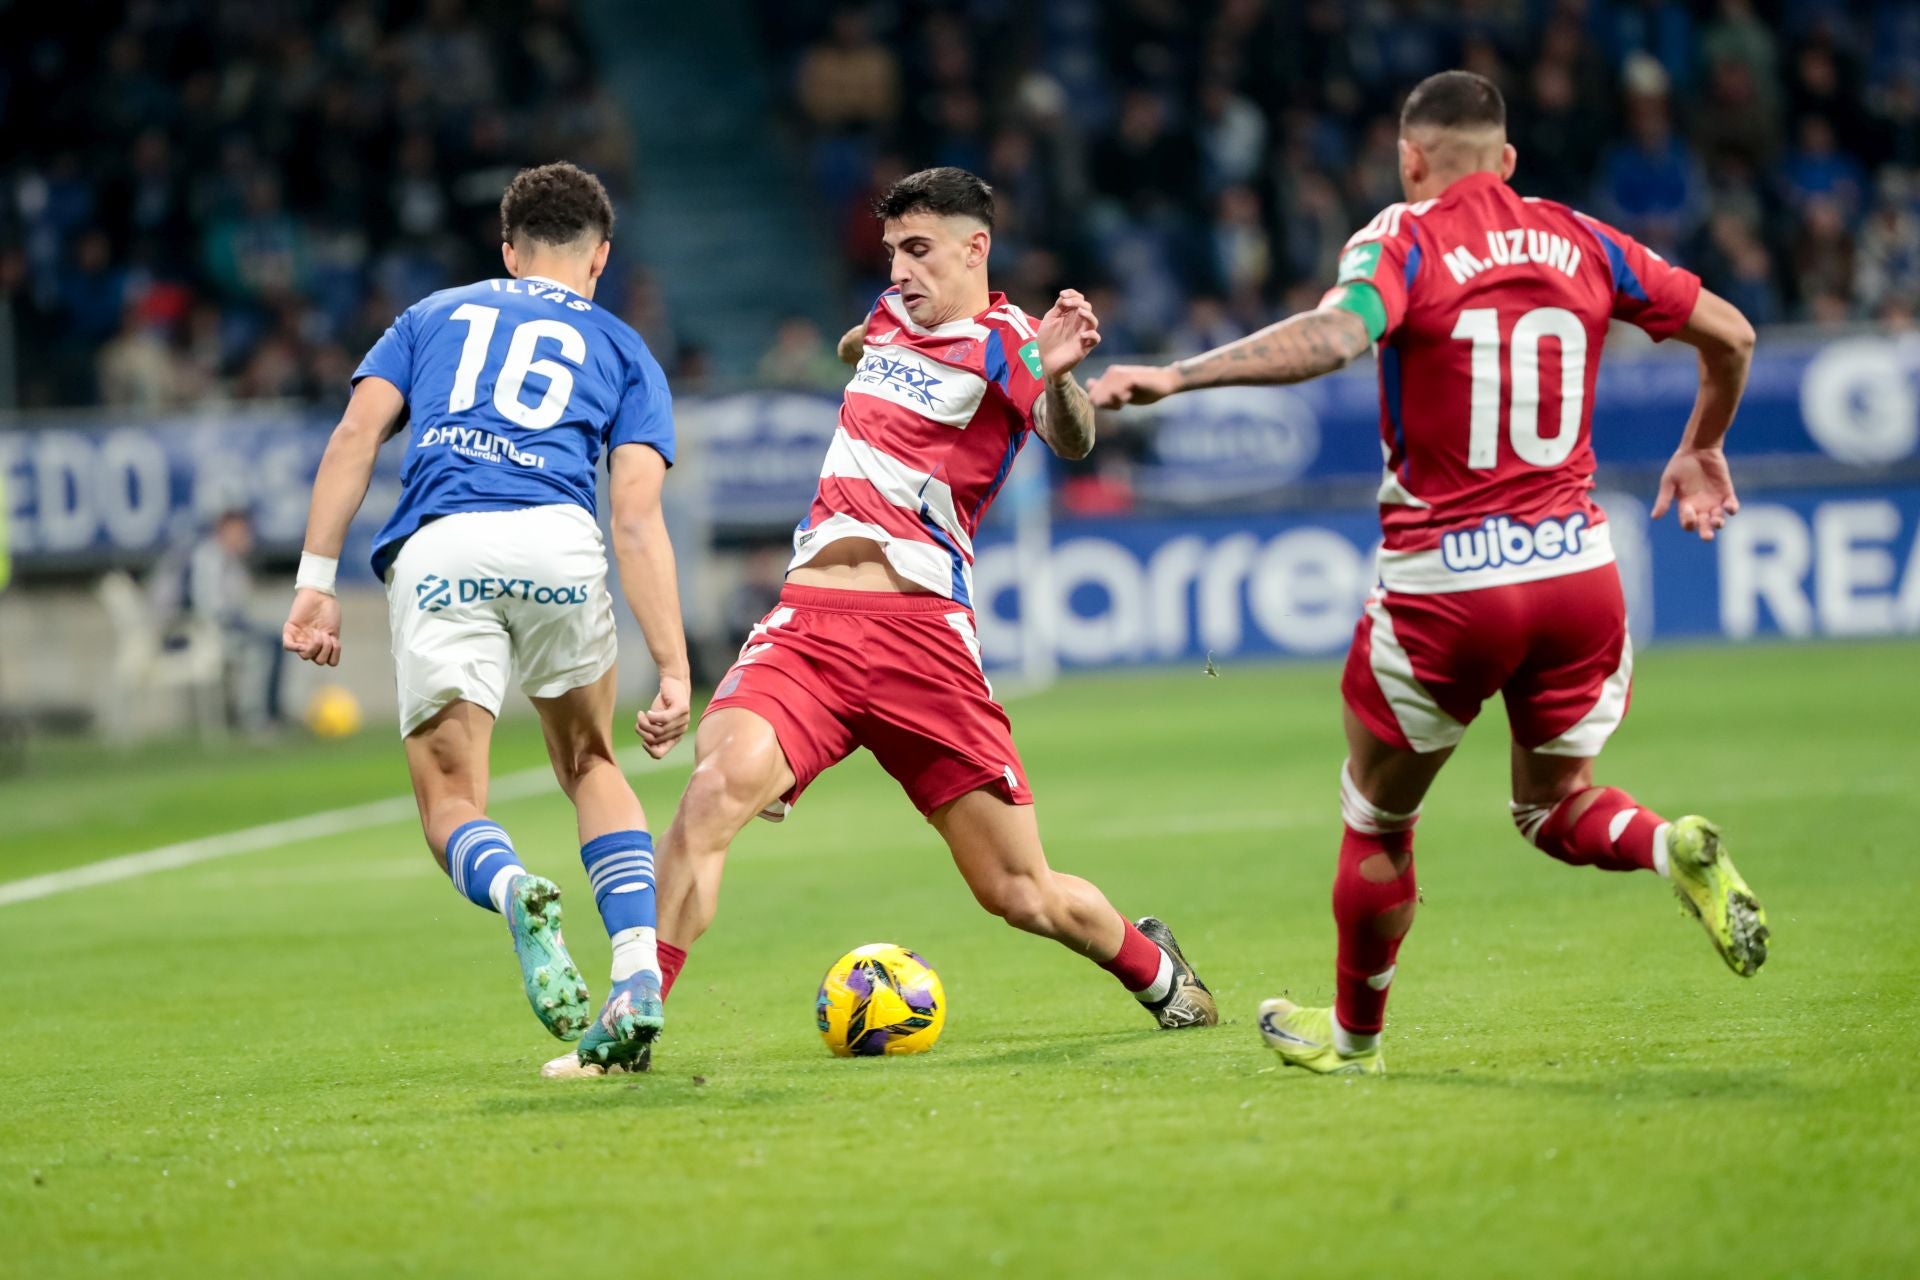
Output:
[1440, 512, 1589, 572]
[415, 573, 453, 612]
[415, 425, 549, 468]
[854, 352, 944, 409]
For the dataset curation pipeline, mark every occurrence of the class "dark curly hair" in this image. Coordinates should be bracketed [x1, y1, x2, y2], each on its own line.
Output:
[499, 162, 615, 247]
[874, 166, 995, 230]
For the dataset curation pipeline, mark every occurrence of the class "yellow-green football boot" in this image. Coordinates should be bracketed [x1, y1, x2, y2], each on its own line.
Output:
[1665, 816, 1769, 977]
[1257, 998, 1385, 1076]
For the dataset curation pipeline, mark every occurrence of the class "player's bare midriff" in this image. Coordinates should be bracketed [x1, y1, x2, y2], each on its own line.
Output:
[785, 536, 929, 593]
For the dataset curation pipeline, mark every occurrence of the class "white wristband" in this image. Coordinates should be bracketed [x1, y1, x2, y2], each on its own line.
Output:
[295, 552, 339, 597]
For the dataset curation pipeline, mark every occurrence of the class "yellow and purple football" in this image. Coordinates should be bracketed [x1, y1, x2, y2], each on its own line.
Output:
[816, 943, 946, 1057]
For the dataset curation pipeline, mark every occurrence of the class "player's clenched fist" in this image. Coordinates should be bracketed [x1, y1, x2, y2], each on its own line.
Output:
[635, 673, 691, 759]
[1087, 364, 1181, 409]
[282, 587, 342, 667]
[1036, 288, 1101, 378]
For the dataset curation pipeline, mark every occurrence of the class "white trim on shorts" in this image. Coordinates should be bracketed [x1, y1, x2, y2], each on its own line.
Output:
[1363, 591, 1468, 754]
[1533, 633, 1634, 757]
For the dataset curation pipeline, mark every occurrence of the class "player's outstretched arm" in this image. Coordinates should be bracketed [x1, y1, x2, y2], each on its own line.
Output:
[837, 322, 867, 366]
[1653, 288, 1757, 542]
[282, 376, 406, 667]
[608, 443, 692, 759]
[1088, 305, 1372, 408]
[1033, 289, 1101, 459]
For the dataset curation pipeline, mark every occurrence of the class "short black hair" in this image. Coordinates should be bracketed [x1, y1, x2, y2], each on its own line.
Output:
[874, 166, 995, 230]
[499, 162, 615, 247]
[1401, 70, 1506, 133]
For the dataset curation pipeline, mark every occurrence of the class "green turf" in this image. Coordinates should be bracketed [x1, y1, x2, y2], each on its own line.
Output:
[2, 642, 1917, 1278]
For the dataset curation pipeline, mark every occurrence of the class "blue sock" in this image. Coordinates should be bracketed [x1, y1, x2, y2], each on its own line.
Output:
[445, 819, 526, 913]
[581, 830, 658, 982]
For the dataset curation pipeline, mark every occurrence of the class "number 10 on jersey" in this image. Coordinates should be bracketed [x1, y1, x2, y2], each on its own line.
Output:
[1451, 306, 1588, 470]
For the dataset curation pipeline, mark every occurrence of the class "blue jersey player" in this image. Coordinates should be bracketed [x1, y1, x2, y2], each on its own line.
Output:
[282, 163, 684, 1071]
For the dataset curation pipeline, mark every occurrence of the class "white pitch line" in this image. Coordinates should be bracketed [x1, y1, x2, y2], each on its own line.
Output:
[0, 745, 679, 910]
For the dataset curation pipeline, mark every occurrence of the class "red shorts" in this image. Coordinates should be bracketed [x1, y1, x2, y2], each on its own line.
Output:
[704, 585, 1033, 817]
[1342, 564, 1633, 757]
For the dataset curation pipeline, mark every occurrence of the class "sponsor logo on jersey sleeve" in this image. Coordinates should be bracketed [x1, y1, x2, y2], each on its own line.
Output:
[1337, 242, 1384, 284]
[1018, 339, 1044, 379]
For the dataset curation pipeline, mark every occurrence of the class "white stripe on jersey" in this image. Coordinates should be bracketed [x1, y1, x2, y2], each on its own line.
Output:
[791, 512, 968, 601]
[847, 344, 989, 430]
[820, 428, 973, 555]
[1376, 519, 1615, 594]
[986, 306, 1036, 339]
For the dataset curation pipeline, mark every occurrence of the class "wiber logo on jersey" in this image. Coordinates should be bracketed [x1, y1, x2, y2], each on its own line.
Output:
[416, 425, 548, 469]
[415, 573, 590, 609]
[1440, 512, 1589, 572]
[849, 345, 988, 428]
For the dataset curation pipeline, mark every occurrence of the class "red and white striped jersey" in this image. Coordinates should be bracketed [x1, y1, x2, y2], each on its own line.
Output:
[1326, 172, 1701, 594]
[790, 288, 1049, 606]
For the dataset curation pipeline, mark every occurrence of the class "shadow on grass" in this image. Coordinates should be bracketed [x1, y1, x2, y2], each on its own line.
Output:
[470, 1027, 1200, 1116]
[1397, 1061, 1808, 1102]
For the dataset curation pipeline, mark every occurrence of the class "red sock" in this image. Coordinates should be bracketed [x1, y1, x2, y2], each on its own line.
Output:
[1333, 824, 1417, 1037]
[1528, 787, 1663, 873]
[1098, 916, 1167, 995]
[658, 941, 687, 999]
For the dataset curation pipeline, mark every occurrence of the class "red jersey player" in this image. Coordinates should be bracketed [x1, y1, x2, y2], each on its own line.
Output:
[1091, 72, 1769, 1076]
[545, 167, 1215, 1077]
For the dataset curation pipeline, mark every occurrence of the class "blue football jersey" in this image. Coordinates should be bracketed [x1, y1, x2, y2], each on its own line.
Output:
[354, 274, 675, 578]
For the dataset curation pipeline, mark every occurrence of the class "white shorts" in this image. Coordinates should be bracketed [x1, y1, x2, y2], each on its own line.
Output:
[384, 504, 617, 736]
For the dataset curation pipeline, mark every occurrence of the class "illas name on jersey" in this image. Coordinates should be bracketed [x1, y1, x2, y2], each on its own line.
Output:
[354, 275, 675, 579]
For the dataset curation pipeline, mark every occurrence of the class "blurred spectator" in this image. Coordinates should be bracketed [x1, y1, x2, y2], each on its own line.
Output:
[796, 7, 901, 132]
[1694, 57, 1781, 175]
[1209, 185, 1273, 300]
[1516, 61, 1607, 207]
[757, 317, 849, 391]
[1196, 78, 1268, 195]
[96, 305, 180, 409]
[1594, 54, 1706, 259]
[1779, 116, 1868, 222]
[149, 510, 286, 734]
[1093, 90, 1201, 219]
[1854, 173, 1920, 311]
[1792, 197, 1858, 316]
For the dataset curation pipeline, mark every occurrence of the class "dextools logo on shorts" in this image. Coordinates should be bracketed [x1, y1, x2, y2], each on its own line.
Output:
[415, 574, 453, 612]
[414, 575, 589, 609]
[456, 577, 590, 605]
[1440, 512, 1588, 572]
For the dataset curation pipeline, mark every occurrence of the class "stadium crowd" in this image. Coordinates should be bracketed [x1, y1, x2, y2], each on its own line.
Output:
[771, 0, 1920, 351]
[0, 0, 642, 410]
[7, 1, 1920, 411]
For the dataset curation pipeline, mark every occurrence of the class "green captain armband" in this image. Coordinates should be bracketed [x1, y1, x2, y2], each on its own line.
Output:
[1324, 281, 1387, 343]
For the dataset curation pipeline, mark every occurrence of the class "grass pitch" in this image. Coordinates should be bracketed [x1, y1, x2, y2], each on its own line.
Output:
[2, 642, 1917, 1278]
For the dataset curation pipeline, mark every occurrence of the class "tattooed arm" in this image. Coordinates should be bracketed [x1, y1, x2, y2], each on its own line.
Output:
[1034, 372, 1097, 460]
[1086, 305, 1373, 408]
